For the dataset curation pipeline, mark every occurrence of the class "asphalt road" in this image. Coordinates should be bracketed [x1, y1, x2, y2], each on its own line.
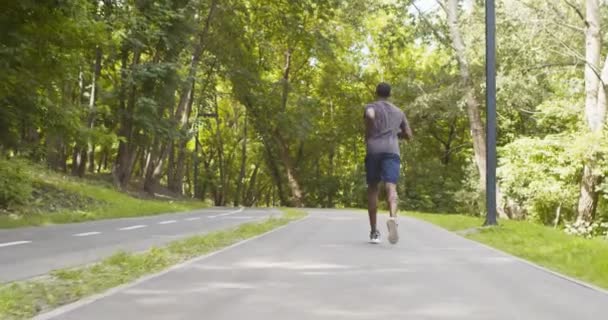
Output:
[38, 209, 607, 320]
[0, 207, 279, 282]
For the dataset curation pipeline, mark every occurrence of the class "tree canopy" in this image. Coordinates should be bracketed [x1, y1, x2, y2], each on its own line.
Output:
[1, 0, 608, 236]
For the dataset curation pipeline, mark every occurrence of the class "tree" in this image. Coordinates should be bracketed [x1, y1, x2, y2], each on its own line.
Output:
[443, 0, 508, 218]
[577, 0, 608, 222]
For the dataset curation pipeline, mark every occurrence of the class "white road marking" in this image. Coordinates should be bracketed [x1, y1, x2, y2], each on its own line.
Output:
[159, 220, 177, 225]
[222, 216, 255, 220]
[0, 240, 31, 248]
[209, 207, 245, 218]
[119, 225, 147, 231]
[185, 217, 201, 221]
[73, 232, 101, 237]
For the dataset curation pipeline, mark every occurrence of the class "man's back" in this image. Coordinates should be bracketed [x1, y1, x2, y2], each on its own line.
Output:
[364, 100, 408, 155]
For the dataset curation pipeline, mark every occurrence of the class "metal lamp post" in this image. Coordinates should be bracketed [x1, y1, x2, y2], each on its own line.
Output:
[485, 0, 498, 226]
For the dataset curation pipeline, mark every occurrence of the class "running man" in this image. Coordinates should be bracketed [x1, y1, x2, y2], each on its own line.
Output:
[364, 82, 412, 244]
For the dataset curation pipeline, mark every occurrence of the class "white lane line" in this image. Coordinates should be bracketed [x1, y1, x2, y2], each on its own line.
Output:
[73, 232, 101, 237]
[222, 216, 255, 220]
[209, 207, 245, 218]
[185, 217, 201, 221]
[0, 240, 32, 248]
[119, 225, 147, 231]
[158, 220, 177, 225]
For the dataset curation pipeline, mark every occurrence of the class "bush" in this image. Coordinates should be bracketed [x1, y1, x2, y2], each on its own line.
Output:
[498, 135, 580, 224]
[564, 220, 608, 239]
[402, 140, 472, 213]
[0, 158, 33, 208]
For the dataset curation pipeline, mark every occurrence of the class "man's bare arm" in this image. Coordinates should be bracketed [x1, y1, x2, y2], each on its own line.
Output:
[398, 114, 413, 140]
[364, 107, 375, 140]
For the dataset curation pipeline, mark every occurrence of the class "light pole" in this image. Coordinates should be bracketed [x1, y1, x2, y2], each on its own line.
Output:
[485, 0, 498, 226]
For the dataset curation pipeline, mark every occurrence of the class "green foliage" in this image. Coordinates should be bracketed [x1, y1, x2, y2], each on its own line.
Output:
[0, 0, 607, 227]
[499, 136, 581, 223]
[565, 220, 608, 239]
[0, 159, 32, 208]
[0, 0, 102, 150]
[0, 162, 206, 228]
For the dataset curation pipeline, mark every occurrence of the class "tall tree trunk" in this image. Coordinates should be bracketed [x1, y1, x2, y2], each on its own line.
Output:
[167, 141, 176, 190]
[75, 47, 102, 178]
[201, 159, 211, 201]
[146, 1, 218, 194]
[446, 0, 486, 186]
[171, 142, 188, 194]
[445, 0, 507, 218]
[281, 49, 292, 111]
[87, 144, 96, 174]
[263, 139, 287, 205]
[97, 149, 105, 173]
[213, 96, 226, 206]
[327, 101, 336, 208]
[328, 148, 335, 208]
[577, 0, 606, 223]
[143, 138, 167, 195]
[103, 148, 109, 171]
[234, 112, 248, 207]
[175, 0, 218, 122]
[583, 0, 601, 133]
[72, 69, 86, 177]
[577, 164, 601, 222]
[169, 79, 197, 194]
[46, 132, 64, 171]
[244, 161, 259, 206]
[139, 37, 179, 193]
[185, 155, 192, 196]
[85, 46, 103, 174]
[72, 147, 84, 176]
[276, 46, 303, 207]
[113, 48, 140, 190]
[277, 135, 303, 207]
[193, 134, 201, 198]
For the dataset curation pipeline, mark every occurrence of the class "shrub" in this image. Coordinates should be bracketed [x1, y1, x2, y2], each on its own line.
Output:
[0, 158, 33, 208]
[498, 135, 580, 224]
[564, 220, 608, 239]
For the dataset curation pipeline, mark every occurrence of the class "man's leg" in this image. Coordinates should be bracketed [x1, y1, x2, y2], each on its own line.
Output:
[367, 183, 379, 232]
[381, 154, 401, 244]
[385, 183, 398, 218]
[365, 154, 381, 243]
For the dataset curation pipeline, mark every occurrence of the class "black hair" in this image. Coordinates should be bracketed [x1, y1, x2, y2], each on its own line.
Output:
[376, 82, 391, 98]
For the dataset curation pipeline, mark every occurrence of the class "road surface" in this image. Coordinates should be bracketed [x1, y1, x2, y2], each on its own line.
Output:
[37, 209, 607, 320]
[0, 207, 279, 282]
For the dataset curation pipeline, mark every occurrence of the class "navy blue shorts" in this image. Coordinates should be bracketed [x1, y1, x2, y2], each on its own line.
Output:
[365, 153, 401, 185]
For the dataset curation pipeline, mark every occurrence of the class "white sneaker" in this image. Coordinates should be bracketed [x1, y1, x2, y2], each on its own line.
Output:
[370, 230, 381, 244]
[387, 217, 399, 244]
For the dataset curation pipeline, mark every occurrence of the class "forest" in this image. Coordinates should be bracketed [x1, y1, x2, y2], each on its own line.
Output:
[1, 0, 608, 238]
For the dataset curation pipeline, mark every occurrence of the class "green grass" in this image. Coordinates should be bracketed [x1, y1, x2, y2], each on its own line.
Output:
[0, 208, 307, 320]
[404, 211, 484, 231]
[408, 212, 608, 289]
[468, 220, 608, 289]
[0, 165, 207, 229]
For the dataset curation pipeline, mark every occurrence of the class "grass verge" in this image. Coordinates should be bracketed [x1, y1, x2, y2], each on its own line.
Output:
[0, 165, 207, 229]
[0, 208, 307, 319]
[408, 212, 608, 290]
[404, 211, 483, 231]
